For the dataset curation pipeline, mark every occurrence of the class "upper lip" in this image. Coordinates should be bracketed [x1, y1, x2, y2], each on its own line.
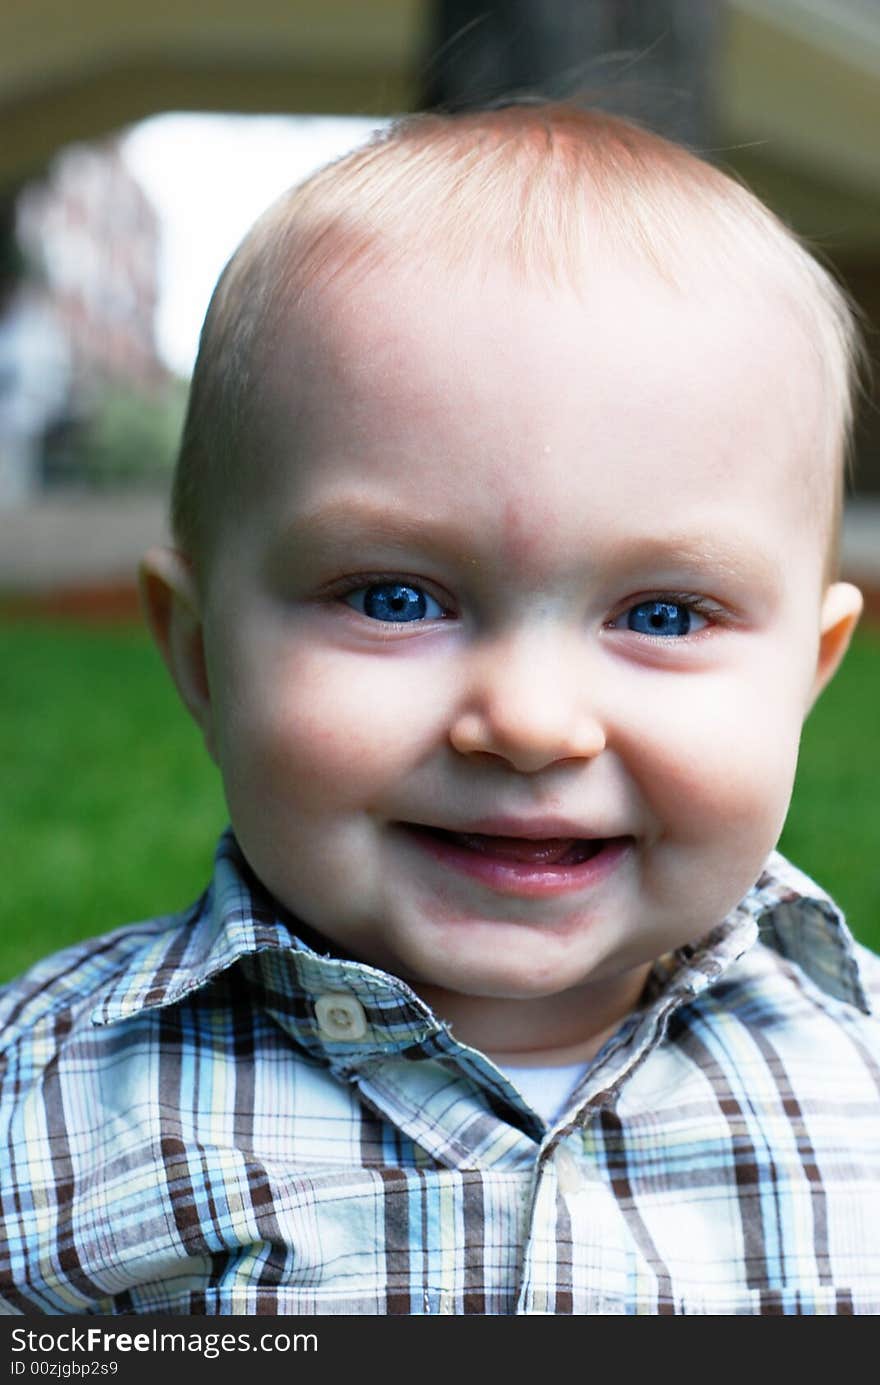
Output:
[402, 816, 623, 840]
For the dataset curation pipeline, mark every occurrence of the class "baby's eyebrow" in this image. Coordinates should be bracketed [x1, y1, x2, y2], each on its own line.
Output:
[273, 496, 477, 561]
[274, 496, 784, 596]
[611, 534, 782, 592]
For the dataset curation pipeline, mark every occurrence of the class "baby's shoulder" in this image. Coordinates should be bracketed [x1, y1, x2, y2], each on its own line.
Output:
[0, 913, 183, 1057]
[853, 939, 880, 997]
[720, 932, 880, 1063]
[843, 940, 880, 1041]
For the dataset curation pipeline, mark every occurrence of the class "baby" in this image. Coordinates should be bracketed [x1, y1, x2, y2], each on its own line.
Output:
[2, 104, 879, 1316]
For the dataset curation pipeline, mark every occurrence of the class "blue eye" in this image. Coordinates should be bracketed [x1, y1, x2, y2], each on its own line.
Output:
[345, 581, 445, 623]
[621, 600, 705, 637]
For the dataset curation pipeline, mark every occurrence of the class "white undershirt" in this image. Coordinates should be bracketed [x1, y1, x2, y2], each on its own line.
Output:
[494, 1060, 591, 1124]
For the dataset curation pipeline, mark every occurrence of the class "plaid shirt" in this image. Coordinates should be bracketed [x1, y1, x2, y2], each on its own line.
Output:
[2, 831, 879, 1316]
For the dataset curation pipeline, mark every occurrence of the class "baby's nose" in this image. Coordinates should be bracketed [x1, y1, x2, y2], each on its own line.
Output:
[448, 631, 606, 773]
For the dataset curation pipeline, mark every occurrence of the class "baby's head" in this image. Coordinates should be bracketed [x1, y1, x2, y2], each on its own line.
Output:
[142, 104, 864, 1056]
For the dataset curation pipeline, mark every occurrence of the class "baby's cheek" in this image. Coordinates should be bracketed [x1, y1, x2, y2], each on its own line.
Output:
[623, 680, 802, 841]
[222, 647, 446, 811]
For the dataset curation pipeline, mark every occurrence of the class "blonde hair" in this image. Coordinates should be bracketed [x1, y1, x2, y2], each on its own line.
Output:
[172, 103, 865, 578]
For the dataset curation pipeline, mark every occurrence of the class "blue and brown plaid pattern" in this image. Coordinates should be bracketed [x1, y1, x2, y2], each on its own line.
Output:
[2, 831, 879, 1315]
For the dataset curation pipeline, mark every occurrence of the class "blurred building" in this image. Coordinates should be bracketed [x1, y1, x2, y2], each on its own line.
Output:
[1, 0, 879, 505]
[0, 139, 165, 503]
[19, 140, 164, 392]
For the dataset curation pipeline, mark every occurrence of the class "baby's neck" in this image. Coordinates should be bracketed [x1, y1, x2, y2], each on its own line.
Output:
[486, 1029, 620, 1069]
[414, 962, 652, 1068]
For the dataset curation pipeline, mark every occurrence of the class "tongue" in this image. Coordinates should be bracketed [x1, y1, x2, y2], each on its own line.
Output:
[452, 833, 582, 864]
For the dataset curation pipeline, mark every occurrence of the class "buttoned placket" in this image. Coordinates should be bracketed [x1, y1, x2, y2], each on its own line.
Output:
[511, 994, 701, 1315]
[319, 997, 670, 1314]
[245, 904, 763, 1314]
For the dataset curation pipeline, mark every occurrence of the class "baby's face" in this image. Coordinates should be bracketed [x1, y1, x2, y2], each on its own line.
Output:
[192, 255, 858, 1042]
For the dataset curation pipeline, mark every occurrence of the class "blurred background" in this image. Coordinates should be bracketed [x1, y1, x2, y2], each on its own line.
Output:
[1, 0, 878, 977]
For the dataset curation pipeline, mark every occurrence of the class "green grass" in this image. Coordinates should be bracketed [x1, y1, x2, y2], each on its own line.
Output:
[778, 627, 880, 951]
[0, 622, 226, 980]
[1, 620, 878, 983]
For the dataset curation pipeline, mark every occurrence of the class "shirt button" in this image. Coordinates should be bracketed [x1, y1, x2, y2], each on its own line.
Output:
[314, 992, 368, 1041]
[555, 1147, 583, 1195]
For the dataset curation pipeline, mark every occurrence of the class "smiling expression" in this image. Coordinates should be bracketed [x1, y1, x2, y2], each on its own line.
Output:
[175, 252, 855, 1053]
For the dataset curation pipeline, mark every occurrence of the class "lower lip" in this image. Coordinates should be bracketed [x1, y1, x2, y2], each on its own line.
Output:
[400, 827, 633, 898]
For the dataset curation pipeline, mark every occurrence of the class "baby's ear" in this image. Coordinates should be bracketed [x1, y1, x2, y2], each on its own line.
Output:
[809, 581, 863, 709]
[139, 546, 217, 761]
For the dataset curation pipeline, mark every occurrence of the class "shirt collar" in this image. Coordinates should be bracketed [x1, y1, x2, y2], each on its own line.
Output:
[644, 849, 871, 1016]
[751, 848, 871, 1012]
[92, 831, 445, 1055]
[92, 831, 872, 1051]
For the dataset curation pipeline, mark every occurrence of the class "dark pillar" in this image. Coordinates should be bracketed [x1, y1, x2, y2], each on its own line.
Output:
[421, 0, 724, 149]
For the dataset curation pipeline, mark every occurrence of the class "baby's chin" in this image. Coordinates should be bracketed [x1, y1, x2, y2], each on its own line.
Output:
[395, 933, 626, 1004]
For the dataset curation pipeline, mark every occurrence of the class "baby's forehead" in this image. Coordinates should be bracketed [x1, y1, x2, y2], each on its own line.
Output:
[261, 248, 824, 445]
[243, 252, 832, 581]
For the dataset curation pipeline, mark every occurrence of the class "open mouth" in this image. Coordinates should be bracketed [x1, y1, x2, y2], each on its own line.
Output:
[398, 822, 631, 897]
[403, 825, 608, 867]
